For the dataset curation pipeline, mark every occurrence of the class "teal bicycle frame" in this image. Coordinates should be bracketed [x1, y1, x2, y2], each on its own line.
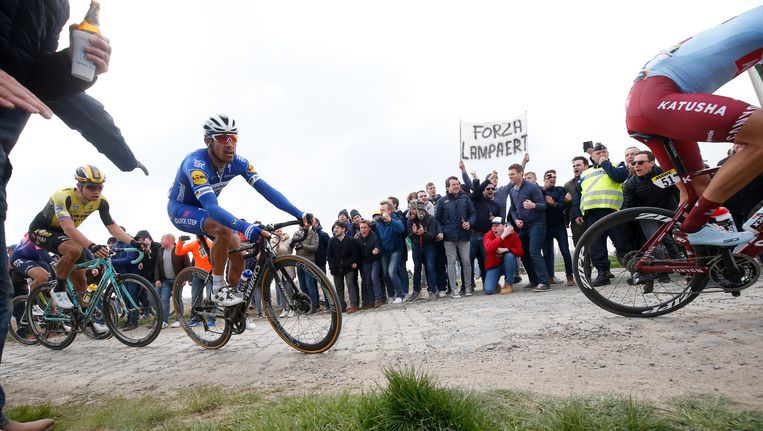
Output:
[42, 248, 144, 330]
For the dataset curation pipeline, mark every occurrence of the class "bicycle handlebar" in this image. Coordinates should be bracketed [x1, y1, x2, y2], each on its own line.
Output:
[110, 247, 145, 265]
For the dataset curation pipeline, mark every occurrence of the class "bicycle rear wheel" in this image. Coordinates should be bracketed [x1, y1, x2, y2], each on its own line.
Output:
[573, 207, 706, 317]
[262, 255, 342, 353]
[172, 266, 232, 349]
[26, 282, 77, 350]
[9, 295, 39, 346]
[103, 274, 162, 347]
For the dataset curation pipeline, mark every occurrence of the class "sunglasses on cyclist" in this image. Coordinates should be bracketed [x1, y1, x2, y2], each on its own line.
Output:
[210, 134, 238, 144]
[630, 160, 649, 166]
[85, 184, 103, 192]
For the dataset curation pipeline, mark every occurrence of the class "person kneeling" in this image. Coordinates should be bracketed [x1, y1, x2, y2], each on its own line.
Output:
[483, 217, 524, 295]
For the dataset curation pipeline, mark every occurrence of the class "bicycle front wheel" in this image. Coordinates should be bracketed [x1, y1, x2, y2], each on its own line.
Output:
[573, 207, 705, 317]
[104, 274, 162, 347]
[172, 266, 232, 349]
[26, 282, 77, 350]
[9, 295, 39, 346]
[262, 255, 342, 353]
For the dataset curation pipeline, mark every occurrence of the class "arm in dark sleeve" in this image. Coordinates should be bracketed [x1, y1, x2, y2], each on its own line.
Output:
[461, 170, 472, 194]
[572, 181, 583, 219]
[600, 160, 629, 183]
[464, 198, 477, 226]
[98, 200, 116, 226]
[30, 51, 94, 101]
[252, 179, 303, 220]
[622, 178, 635, 209]
[531, 186, 547, 211]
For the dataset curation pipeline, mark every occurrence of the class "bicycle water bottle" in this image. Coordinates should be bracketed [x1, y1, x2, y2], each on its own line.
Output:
[83, 283, 98, 304]
[742, 206, 763, 235]
[237, 269, 253, 292]
[710, 207, 737, 232]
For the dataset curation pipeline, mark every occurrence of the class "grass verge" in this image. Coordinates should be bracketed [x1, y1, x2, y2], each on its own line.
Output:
[6, 368, 762, 430]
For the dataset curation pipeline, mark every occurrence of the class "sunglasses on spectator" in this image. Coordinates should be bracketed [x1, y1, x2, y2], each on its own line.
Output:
[211, 134, 238, 144]
[545, 175, 556, 179]
[485, 187, 495, 191]
[630, 160, 650, 166]
[85, 184, 103, 192]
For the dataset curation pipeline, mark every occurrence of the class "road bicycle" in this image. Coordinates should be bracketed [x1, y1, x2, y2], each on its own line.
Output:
[573, 133, 762, 317]
[172, 220, 342, 352]
[26, 247, 163, 350]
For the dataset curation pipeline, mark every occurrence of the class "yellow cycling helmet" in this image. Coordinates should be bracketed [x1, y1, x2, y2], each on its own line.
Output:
[75, 165, 106, 185]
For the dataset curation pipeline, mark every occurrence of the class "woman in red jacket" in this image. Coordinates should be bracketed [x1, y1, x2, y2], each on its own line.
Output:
[483, 217, 524, 295]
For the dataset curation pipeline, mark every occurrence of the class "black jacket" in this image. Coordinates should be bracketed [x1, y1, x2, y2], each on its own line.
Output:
[434, 192, 477, 241]
[407, 213, 440, 247]
[326, 235, 360, 276]
[356, 231, 382, 263]
[0, 1, 143, 172]
[622, 166, 679, 211]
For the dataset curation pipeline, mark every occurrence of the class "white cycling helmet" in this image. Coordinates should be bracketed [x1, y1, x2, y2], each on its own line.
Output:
[203, 114, 238, 137]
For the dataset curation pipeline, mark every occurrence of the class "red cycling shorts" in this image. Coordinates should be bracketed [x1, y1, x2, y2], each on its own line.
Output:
[625, 76, 758, 172]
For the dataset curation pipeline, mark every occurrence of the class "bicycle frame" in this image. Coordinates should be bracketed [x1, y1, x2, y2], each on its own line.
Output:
[630, 136, 763, 274]
[43, 248, 144, 327]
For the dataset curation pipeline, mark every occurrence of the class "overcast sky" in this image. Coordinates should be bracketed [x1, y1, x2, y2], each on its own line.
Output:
[5, 0, 761, 244]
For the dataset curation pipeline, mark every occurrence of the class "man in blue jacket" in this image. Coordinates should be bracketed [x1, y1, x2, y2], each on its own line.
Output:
[434, 176, 476, 298]
[376, 201, 407, 303]
[508, 163, 550, 292]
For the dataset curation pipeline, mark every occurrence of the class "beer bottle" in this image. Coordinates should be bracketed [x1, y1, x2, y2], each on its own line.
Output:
[78, 1, 101, 34]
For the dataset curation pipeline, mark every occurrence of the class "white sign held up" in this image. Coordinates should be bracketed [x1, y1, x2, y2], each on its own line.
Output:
[460, 113, 528, 162]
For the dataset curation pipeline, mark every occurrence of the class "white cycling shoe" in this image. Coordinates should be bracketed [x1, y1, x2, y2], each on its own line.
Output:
[211, 287, 244, 307]
[685, 224, 755, 247]
[50, 291, 74, 310]
[92, 322, 109, 334]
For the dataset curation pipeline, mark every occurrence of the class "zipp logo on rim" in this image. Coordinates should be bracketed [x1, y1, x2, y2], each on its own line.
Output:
[635, 213, 672, 223]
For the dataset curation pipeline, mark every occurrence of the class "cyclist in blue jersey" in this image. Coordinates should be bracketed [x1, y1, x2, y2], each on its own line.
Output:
[168, 114, 311, 306]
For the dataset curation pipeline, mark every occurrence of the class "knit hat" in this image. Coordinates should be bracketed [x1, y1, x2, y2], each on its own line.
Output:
[350, 209, 361, 219]
[338, 209, 349, 218]
[593, 142, 607, 151]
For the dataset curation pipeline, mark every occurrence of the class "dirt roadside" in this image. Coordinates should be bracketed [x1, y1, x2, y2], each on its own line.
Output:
[3, 281, 762, 407]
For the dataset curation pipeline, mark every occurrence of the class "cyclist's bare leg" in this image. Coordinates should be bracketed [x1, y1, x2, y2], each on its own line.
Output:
[54, 240, 83, 288]
[69, 268, 87, 294]
[203, 217, 243, 285]
[704, 109, 763, 202]
[27, 266, 49, 291]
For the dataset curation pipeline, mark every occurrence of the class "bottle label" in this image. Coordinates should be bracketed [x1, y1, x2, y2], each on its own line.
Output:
[743, 213, 763, 233]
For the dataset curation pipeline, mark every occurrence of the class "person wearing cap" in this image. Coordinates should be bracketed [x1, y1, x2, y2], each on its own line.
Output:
[572, 143, 632, 286]
[483, 217, 523, 295]
[406, 201, 440, 301]
[465, 170, 501, 291]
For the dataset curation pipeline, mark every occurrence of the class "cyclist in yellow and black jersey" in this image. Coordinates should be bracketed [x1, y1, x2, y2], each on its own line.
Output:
[29, 165, 142, 310]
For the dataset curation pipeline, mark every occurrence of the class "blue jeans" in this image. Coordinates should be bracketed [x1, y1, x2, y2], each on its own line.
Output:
[190, 273, 212, 321]
[469, 233, 487, 284]
[158, 279, 174, 324]
[296, 265, 319, 312]
[411, 243, 437, 293]
[543, 224, 573, 277]
[519, 221, 549, 285]
[483, 253, 518, 294]
[361, 260, 384, 302]
[381, 250, 406, 298]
